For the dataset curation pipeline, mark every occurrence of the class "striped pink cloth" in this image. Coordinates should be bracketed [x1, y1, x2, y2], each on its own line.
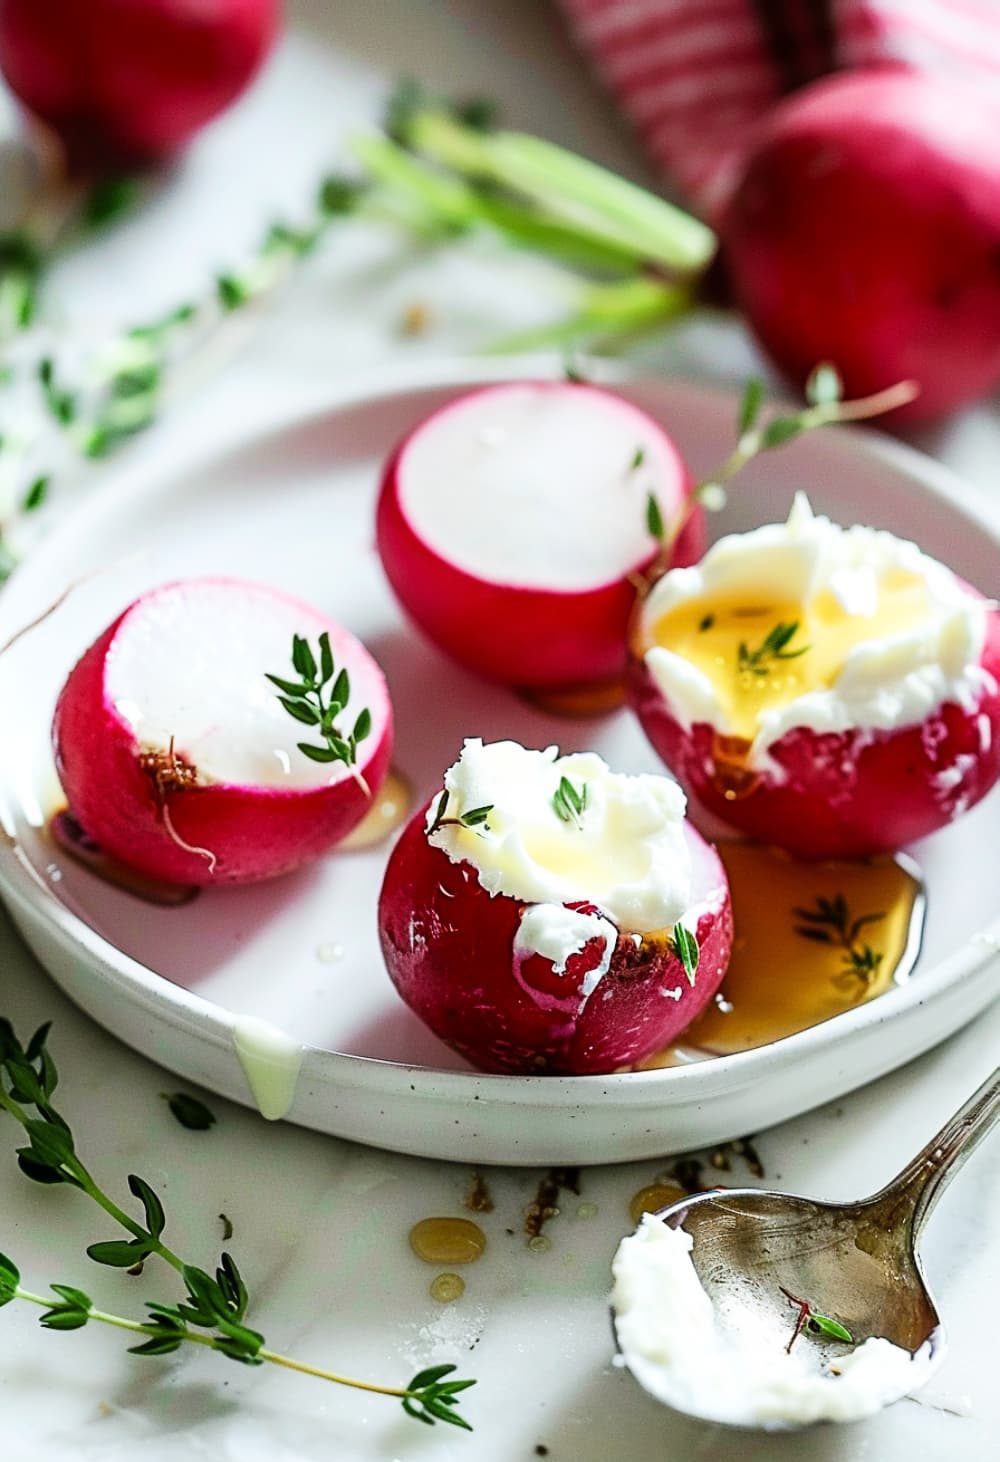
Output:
[559, 0, 1000, 216]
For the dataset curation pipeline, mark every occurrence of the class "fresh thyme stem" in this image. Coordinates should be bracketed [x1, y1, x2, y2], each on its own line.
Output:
[10, 1287, 429, 1397]
[0, 1020, 475, 1430]
[701, 379, 919, 498]
[642, 367, 920, 581]
[256, 1346, 411, 1397]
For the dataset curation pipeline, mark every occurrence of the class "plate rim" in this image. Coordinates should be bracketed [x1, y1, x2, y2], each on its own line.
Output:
[0, 355, 998, 1110]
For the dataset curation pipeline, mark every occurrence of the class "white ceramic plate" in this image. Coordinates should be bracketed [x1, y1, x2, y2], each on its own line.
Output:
[0, 360, 997, 1164]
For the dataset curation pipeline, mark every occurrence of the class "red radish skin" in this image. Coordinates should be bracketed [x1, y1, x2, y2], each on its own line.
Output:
[722, 69, 1000, 423]
[0, 0, 280, 167]
[53, 580, 392, 886]
[628, 601, 1000, 861]
[376, 382, 705, 690]
[379, 809, 733, 1075]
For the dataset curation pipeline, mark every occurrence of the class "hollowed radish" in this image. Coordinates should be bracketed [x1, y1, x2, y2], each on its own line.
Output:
[378, 739, 733, 1074]
[628, 496, 1000, 859]
[53, 578, 393, 885]
[376, 381, 703, 690]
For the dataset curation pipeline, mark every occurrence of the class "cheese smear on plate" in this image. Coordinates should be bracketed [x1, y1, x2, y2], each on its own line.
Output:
[612, 1215, 936, 1429]
[640, 493, 989, 771]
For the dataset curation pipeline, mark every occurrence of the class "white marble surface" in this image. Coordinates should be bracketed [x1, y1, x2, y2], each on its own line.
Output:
[0, 2, 998, 1459]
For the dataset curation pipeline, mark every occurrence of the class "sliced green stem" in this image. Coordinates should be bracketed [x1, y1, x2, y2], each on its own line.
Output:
[490, 276, 690, 355]
[406, 109, 716, 275]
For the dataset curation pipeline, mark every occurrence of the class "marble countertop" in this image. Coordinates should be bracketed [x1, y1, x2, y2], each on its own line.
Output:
[0, 3, 998, 1459]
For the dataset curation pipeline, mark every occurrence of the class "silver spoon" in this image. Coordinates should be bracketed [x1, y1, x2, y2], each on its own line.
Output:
[615, 1066, 1000, 1428]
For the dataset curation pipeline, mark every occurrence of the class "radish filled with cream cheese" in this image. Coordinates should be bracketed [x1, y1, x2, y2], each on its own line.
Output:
[53, 578, 393, 885]
[376, 381, 704, 690]
[629, 494, 1000, 858]
[378, 739, 733, 1074]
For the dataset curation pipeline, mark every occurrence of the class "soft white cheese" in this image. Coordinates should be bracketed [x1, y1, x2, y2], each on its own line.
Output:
[641, 493, 990, 771]
[426, 739, 691, 932]
[612, 1215, 937, 1429]
[513, 902, 619, 1003]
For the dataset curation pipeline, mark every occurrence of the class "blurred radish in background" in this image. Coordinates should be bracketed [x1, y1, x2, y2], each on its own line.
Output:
[721, 69, 1000, 424]
[0, 0, 281, 168]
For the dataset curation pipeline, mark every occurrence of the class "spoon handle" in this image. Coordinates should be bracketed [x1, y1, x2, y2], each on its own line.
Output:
[876, 1066, 1000, 1239]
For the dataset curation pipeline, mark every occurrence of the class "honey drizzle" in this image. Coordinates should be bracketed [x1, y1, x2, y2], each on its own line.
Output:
[641, 841, 924, 1068]
[339, 766, 413, 850]
[520, 676, 627, 719]
[49, 810, 200, 908]
[709, 731, 759, 802]
[408, 1217, 487, 1266]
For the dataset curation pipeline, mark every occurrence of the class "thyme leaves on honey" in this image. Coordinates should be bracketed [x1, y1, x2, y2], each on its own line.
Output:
[428, 789, 493, 836]
[792, 894, 885, 988]
[268, 632, 372, 769]
[0, 1018, 475, 1430]
[781, 1287, 854, 1353]
[668, 923, 700, 986]
[552, 776, 588, 828]
[737, 620, 810, 679]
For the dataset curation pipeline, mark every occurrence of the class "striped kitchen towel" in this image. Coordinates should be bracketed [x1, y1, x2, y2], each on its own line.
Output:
[559, 0, 1000, 215]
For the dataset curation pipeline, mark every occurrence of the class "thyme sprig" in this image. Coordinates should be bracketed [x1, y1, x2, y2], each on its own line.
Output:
[792, 894, 885, 988]
[0, 1018, 474, 1429]
[642, 365, 919, 569]
[781, 1287, 855, 1352]
[428, 789, 493, 835]
[695, 364, 918, 511]
[738, 621, 810, 678]
[268, 632, 372, 770]
[667, 924, 700, 986]
[552, 775, 587, 827]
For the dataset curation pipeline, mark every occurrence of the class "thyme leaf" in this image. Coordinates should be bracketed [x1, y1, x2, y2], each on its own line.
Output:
[781, 1287, 854, 1350]
[646, 491, 664, 542]
[163, 1092, 217, 1132]
[668, 923, 699, 985]
[792, 895, 886, 989]
[738, 621, 809, 677]
[428, 789, 493, 835]
[552, 776, 587, 827]
[269, 632, 372, 770]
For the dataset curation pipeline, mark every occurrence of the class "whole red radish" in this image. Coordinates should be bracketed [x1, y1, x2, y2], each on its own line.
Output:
[53, 578, 392, 885]
[723, 68, 1000, 422]
[376, 381, 704, 692]
[378, 740, 733, 1074]
[0, 0, 280, 166]
[628, 497, 1000, 859]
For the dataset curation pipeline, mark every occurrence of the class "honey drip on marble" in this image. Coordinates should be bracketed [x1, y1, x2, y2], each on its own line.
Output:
[520, 675, 627, 719]
[49, 809, 199, 907]
[429, 1272, 466, 1303]
[629, 1182, 686, 1227]
[408, 1217, 487, 1266]
[641, 841, 925, 1068]
[339, 766, 413, 850]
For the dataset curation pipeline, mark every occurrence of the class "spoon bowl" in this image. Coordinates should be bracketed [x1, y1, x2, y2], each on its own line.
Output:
[613, 1066, 1000, 1429]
